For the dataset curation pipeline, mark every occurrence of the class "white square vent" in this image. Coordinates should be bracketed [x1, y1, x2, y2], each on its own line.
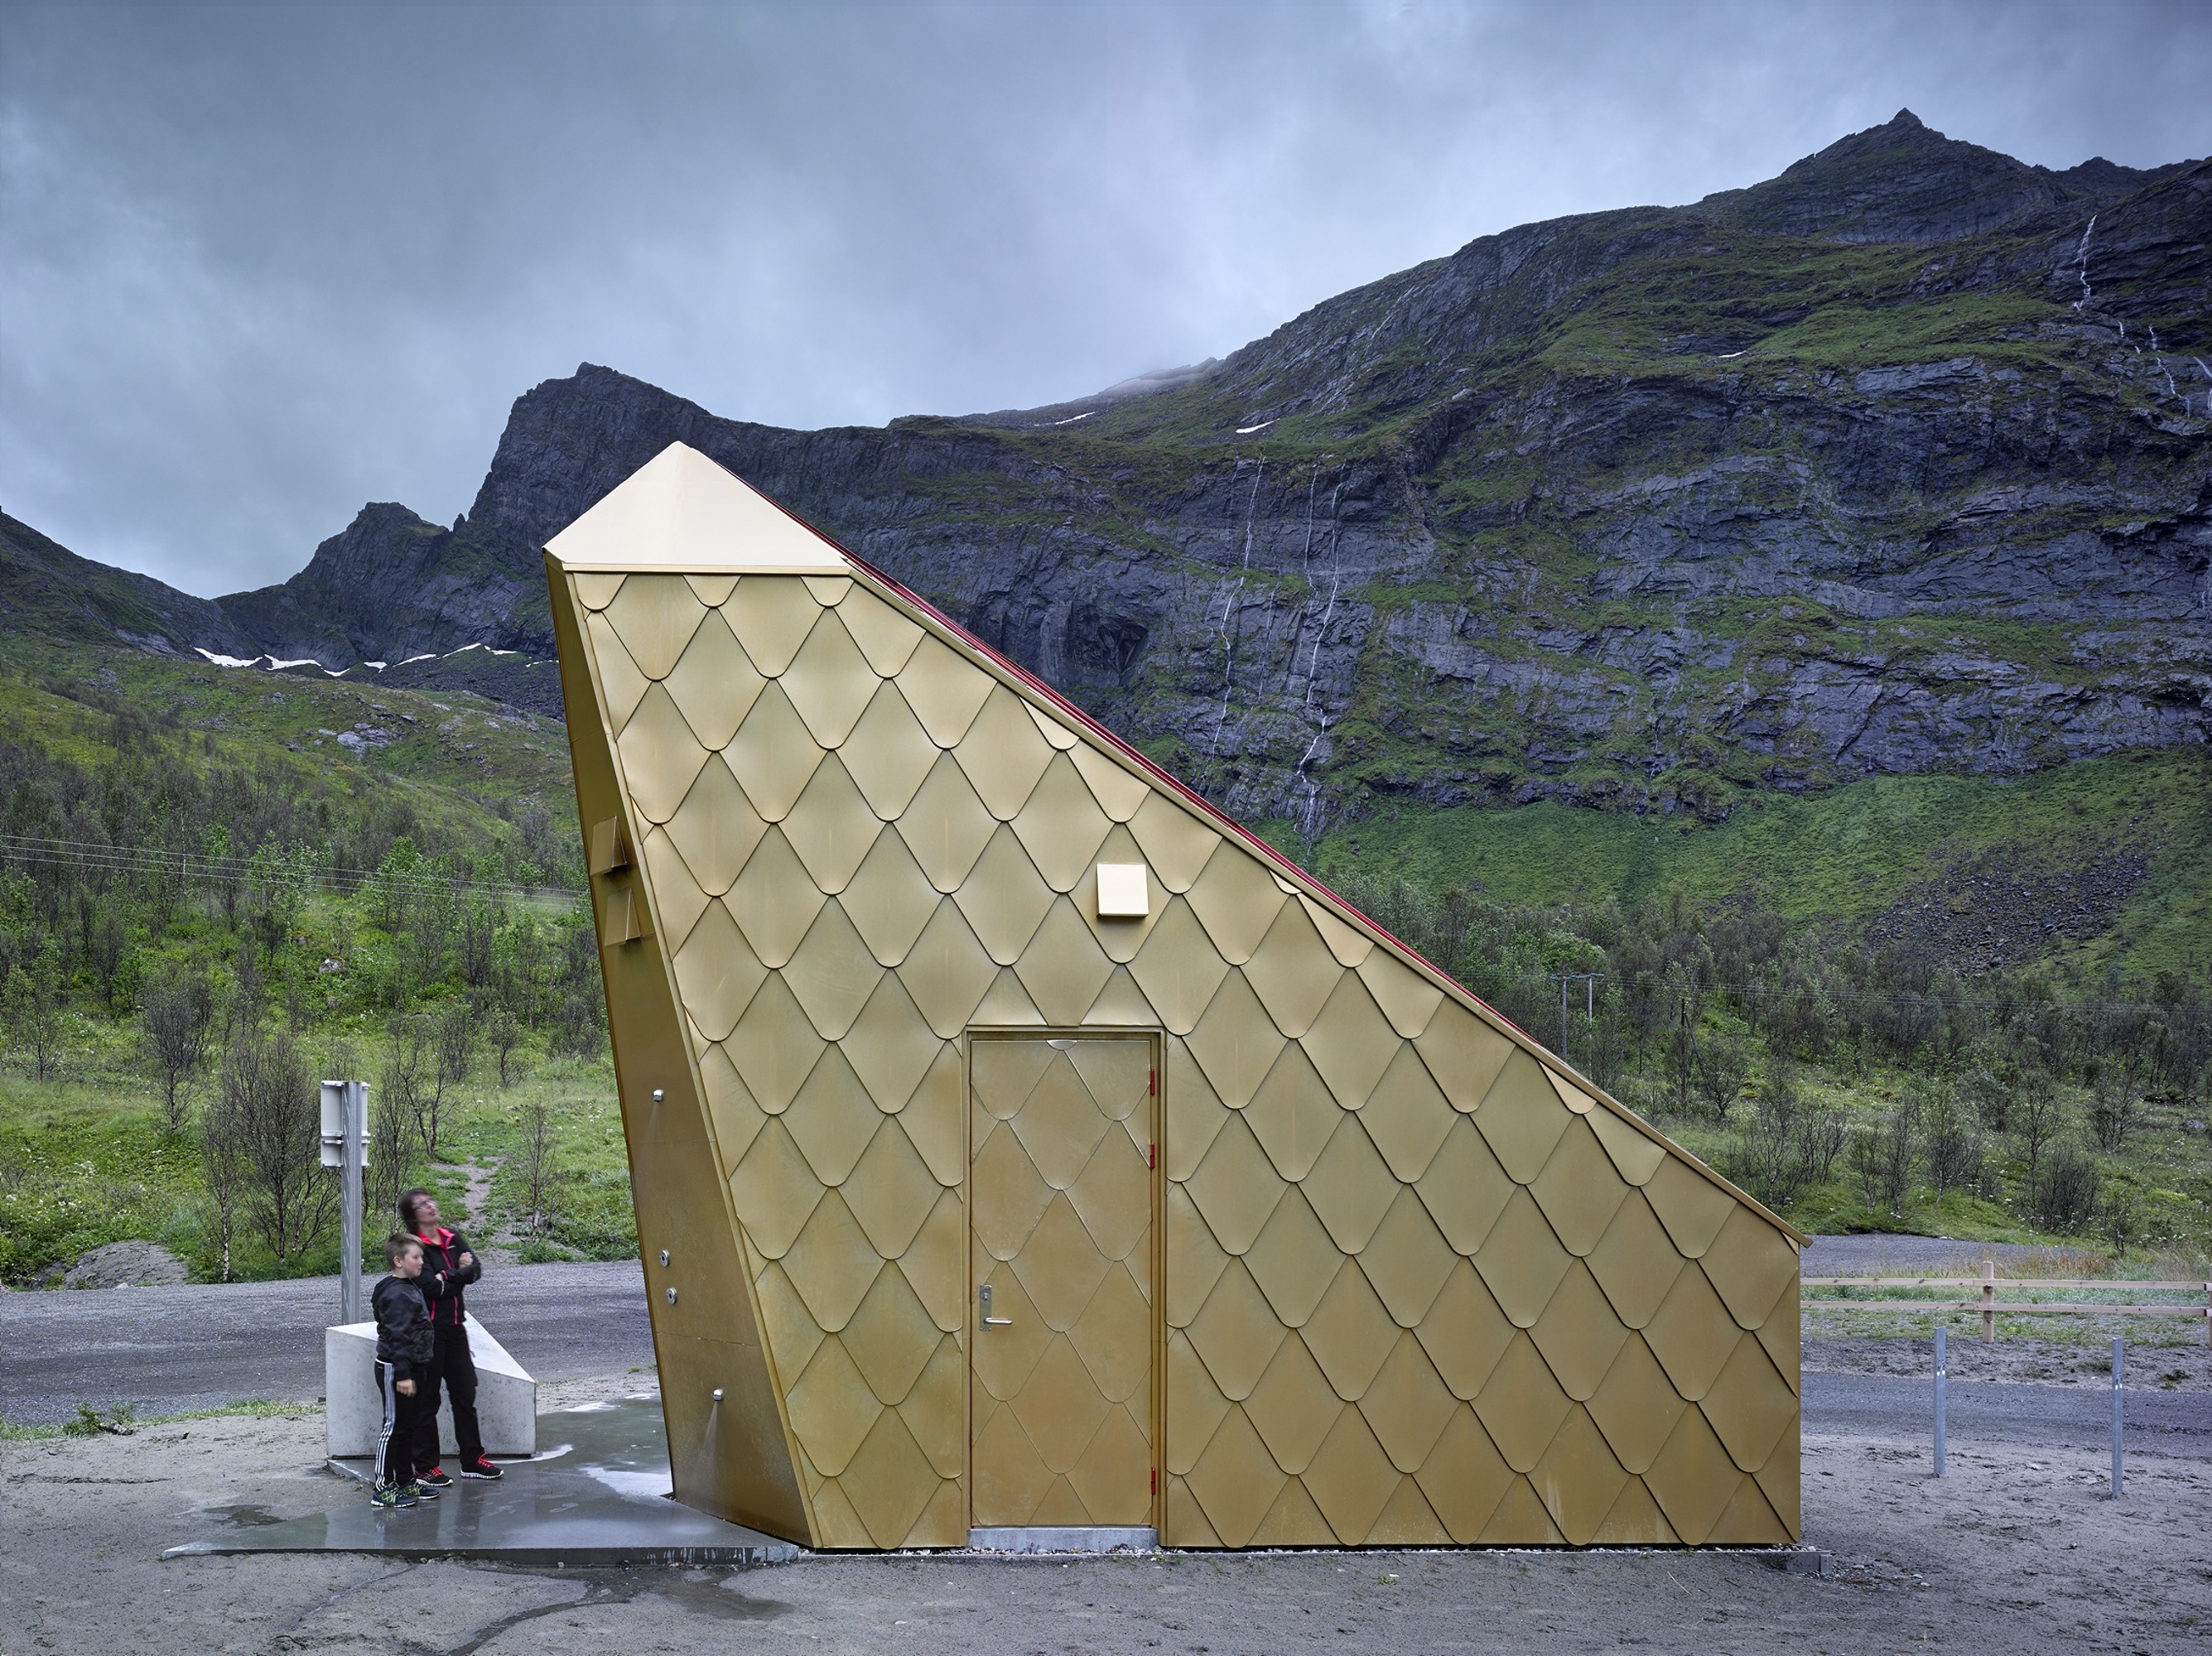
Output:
[1095, 863, 1149, 919]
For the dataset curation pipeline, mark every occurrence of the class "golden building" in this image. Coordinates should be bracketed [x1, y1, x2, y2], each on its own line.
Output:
[547, 441, 1805, 1552]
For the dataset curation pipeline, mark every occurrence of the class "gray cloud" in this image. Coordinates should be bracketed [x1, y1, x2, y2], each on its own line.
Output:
[2, 0, 2205, 595]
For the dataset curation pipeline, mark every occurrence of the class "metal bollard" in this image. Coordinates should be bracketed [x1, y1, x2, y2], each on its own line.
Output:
[1933, 1326, 1947, 1477]
[2111, 1337, 2123, 1497]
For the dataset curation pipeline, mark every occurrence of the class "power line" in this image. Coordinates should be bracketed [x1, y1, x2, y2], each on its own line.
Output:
[0, 833, 583, 907]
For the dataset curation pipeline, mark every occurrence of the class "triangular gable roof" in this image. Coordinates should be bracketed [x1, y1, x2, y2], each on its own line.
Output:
[547, 440, 1805, 1246]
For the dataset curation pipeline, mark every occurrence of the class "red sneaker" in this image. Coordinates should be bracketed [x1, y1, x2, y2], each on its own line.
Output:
[458, 1453, 504, 1480]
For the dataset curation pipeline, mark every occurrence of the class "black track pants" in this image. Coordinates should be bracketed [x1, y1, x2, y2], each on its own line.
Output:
[375, 1360, 419, 1489]
[411, 1321, 481, 1468]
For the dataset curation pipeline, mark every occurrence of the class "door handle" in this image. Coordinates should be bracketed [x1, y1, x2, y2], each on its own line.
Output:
[979, 1284, 1011, 1326]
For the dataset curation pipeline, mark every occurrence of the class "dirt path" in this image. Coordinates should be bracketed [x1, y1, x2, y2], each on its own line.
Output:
[3, 1381, 2210, 1654]
[450, 1158, 517, 1265]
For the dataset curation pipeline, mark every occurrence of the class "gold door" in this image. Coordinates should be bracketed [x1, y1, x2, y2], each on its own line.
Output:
[970, 1033, 1157, 1528]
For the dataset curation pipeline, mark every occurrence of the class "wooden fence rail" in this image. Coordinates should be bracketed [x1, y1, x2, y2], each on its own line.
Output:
[1799, 1265, 2212, 1343]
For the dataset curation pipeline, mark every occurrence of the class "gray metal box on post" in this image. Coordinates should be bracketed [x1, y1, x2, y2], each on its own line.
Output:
[319, 1081, 368, 1326]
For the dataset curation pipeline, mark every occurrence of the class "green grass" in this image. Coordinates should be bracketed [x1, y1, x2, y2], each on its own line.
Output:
[0, 1008, 629, 1284]
[1305, 747, 2212, 983]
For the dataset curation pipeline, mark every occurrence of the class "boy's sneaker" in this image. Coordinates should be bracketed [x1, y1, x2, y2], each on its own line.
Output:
[417, 1466, 452, 1489]
[371, 1483, 417, 1509]
[402, 1480, 440, 1501]
[458, 1454, 504, 1480]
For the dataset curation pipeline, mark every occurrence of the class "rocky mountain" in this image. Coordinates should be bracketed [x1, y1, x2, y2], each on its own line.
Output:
[13, 111, 2209, 835]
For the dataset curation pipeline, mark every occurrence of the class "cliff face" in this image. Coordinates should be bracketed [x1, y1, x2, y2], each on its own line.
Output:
[46, 112, 2212, 830]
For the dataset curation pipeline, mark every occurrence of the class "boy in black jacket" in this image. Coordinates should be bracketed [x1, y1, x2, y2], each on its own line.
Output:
[398, 1188, 501, 1484]
[370, 1233, 440, 1509]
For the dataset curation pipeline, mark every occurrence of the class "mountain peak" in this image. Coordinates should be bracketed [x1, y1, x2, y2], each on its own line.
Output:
[1702, 108, 2171, 243]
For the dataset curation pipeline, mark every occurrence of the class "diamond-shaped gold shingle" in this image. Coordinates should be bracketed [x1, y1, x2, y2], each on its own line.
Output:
[1641, 1263, 1742, 1402]
[781, 610, 880, 749]
[604, 573, 707, 680]
[1528, 1117, 1631, 1257]
[895, 633, 995, 746]
[1528, 1261, 1631, 1401]
[1472, 1332, 1573, 1474]
[1415, 1115, 1516, 1255]
[1473, 1189, 1574, 1329]
[1239, 900, 1343, 1037]
[729, 1119, 822, 1259]
[1127, 793, 1221, 893]
[1242, 1186, 1341, 1328]
[582, 611, 651, 731]
[1357, 948, 1444, 1039]
[896, 753, 998, 892]
[1183, 1112, 1285, 1256]
[954, 686, 1058, 819]
[841, 1116, 942, 1261]
[723, 681, 824, 823]
[1472, 1050, 1574, 1183]
[1360, 1331, 1458, 1472]
[1359, 1190, 1458, 1327]
[672, 899, 767, 1043]
[1302, 1114, 1399, 1254]
[1242, 1335, 1342, 1475]
[1187, 972, 1289, 1111]
[783, 903, 884, 1040]
[1186, 1260, 1287, 1402]
[1011, 900, 1116, 1024]
[1414, 1259, 1516, 1398]
[1126, 899, 1231, 1035]
[1530, 1405, 1628, 1546]
[663, 609, 765, 749]
[1410, 1004, 1515, 1110]
[726, 575, 822, 677]
[841, 975, 942, 1113]
[782, 1193, 884, 1333]
[836, 585, 926, 676]
[728, 828, 826, 969]
[615, 684, 710, 825]
[784, 1335, 879, 1478]
[729, 973, 827, 1113]
[1301, 975, 1402, 1105]
[840, 681, 939, 820]
[1300, 1259, 1398, 1401]
[1303, 1405, 1402, 1543]
[1701, 1206, 1800, 1331]
[782, 756, 883, 894]
[783, 1047, 883, 1187]
[1243, 1043, 1342, 1182]
[667, 754, 769, 897]
[1008, 753, 1114, 892]
[1361, 1043, 1455, 1183]
[1183, 842, 1287, 965]
[1586, 1334, 1687, 1475]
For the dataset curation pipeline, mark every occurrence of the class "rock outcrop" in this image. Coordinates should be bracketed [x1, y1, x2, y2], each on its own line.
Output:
[21, 113, 2210, 832]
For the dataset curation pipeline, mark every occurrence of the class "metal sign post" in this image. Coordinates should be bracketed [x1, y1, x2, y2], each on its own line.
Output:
[2111, 1337, 2124, 1497]
[320, 1080, 369, 1326]
[1933, 1326, 1947, 1477]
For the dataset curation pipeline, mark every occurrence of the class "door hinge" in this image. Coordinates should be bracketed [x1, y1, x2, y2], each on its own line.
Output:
[1149, 1143, 1157, 1169]
[1150, 1468, 1158, 1495]
[1149, 1067, 1156, 1095]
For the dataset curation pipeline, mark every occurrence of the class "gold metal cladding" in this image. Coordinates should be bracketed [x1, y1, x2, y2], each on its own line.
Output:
[547, 457, 1802, 1550]
[971, 1034, 1157, 1530]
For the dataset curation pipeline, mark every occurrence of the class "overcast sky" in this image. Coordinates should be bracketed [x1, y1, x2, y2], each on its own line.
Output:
[3, 1, 2205, 598]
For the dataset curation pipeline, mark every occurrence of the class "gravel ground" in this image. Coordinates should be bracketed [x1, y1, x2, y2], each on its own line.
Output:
[2, 1368, 2207, 1655]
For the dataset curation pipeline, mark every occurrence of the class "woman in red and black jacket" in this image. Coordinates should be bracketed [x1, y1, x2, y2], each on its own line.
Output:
[398, 1188, 503, 1483]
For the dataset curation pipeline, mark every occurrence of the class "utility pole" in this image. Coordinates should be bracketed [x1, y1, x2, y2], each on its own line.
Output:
[1548, 972, 1606, 1071]
[320, 1080, 369, 1325]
